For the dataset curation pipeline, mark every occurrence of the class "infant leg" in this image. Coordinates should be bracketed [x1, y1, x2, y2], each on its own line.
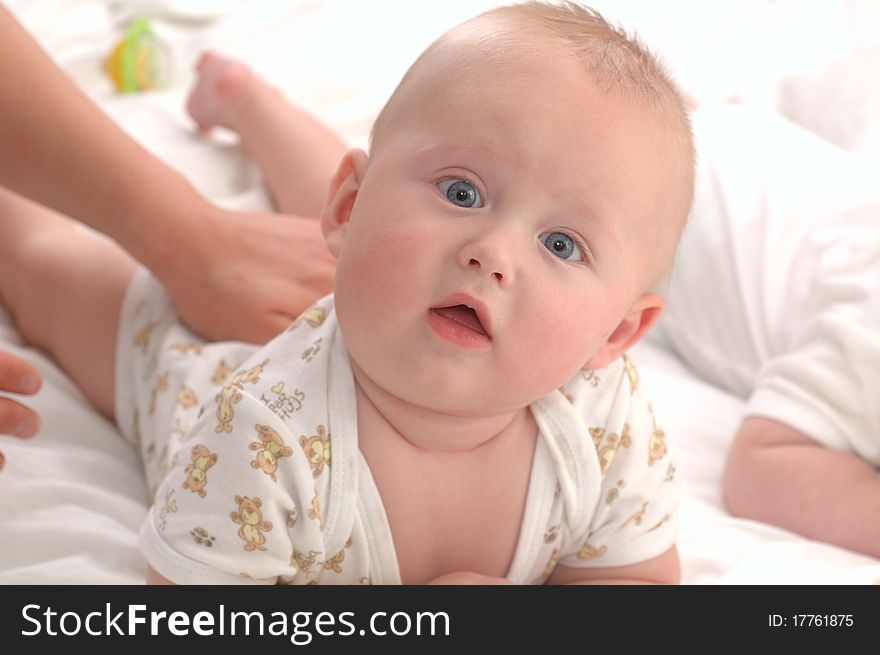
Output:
[187, 52, 348, 217]
[0, 187, 135, 419]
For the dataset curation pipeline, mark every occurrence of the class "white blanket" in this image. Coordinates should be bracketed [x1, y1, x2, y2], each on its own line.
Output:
[2, 0, 879, 584]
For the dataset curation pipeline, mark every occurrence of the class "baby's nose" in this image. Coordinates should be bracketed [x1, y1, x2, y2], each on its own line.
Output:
[467, 257, 504, 282]
[459, 232, 515, 285]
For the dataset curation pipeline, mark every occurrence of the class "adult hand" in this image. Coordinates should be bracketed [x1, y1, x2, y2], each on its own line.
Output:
[1, 8, 334, 346]
[158, 208, 336, 344]
[0, 350, 42, 470]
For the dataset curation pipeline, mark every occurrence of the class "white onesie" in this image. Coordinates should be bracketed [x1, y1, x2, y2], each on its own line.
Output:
[116, 269, 678, 584]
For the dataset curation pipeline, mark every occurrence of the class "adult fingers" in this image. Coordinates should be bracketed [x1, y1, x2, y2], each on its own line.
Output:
[0, 351, 42, 395]
[0, 396, 41, 438]
[253, 313, 297, 344]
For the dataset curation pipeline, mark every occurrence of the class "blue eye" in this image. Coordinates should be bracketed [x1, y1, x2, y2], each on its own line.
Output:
[540, 231, 583, 262]
[439, 179, 482, 208]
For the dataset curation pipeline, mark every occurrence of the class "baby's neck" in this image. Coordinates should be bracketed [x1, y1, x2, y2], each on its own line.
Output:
[350, 362, 529, 453]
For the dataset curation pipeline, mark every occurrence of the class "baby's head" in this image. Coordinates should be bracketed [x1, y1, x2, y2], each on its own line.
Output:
[320, 1, 694, 416]
[369, 0, 695, 279]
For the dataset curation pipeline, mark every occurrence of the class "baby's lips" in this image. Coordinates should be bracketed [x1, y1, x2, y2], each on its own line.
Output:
[432, 305, 487, 335]
[431, 292, 493, 337]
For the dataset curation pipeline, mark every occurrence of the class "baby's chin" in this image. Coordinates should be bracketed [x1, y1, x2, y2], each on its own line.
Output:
[389, 374, 561, 419]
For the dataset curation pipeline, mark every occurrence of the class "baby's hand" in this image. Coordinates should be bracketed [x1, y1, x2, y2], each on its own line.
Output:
[427, 572, 514, 585]
[0, 351, 42, 470]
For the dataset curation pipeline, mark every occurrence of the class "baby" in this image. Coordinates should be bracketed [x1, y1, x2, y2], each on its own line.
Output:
[0, 1, 694, 584]
[660, 104, 880, 559]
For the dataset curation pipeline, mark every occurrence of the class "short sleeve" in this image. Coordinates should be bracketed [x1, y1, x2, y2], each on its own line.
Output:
[747, 310, 880, 466]
[141, 388, 328, 585]
[559, 358, 679, 569]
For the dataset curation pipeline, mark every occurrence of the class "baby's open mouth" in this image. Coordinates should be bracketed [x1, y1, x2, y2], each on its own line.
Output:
[431, 304, 487, 336]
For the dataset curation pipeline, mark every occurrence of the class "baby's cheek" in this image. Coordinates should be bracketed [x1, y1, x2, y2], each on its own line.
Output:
[337, 219, 431, 314]
[516, 305, 600, 391]
[376, 225, 430, 275]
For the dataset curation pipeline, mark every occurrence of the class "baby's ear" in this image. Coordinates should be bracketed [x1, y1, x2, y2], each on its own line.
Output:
[320, 148, 369, 257]
[586, 293, 664, 370]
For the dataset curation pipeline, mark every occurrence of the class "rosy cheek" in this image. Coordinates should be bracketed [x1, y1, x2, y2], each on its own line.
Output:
[356, 228, 418, 289]
[337, 211, 436, 318]
[374, 225, 427, 275]
[518, 305, 600, 388]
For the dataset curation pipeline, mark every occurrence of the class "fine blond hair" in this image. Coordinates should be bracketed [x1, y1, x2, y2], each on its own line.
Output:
[372, 1, 692, 153]
[370, 1, 695, 285]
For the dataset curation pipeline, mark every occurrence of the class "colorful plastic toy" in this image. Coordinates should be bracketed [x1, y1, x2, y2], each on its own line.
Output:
[104, 17, 171, 93]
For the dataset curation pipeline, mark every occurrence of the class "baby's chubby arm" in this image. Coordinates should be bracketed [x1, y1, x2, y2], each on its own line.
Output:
[148, 567, 513, 586]
[148, 560, 680, 586]
[545, 545, 680, 585]
[148, 568, 514, 586]
[724, 417, 880, 559]
[427, 572, 514, 585]
[146, 566, 176, 585]
[425, 545, 680, 585]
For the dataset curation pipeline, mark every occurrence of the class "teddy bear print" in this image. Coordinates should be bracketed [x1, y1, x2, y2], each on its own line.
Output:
[190, 527, 216, 547]
[211, 359, 235, 385]
[322, 538, 352, 574]
[149, 371, 169, 416]
[649, 514, 672, 533]
[249, 424, 294, 481]
[288, 305, 327, 332]
[622, 501, 650, 528]
[291, 549, 323, 581]
[157, 488, 178, 532]
[177, 386, 198, 409]
[647, 405, 667, 466]
[605, 480, 626, 505]
[536, 548, 560, 583]
[214, 358, 269, 433]
[299, 425, 331, 478]
[230, 495, 273, 551]
[576, 543, 607, 560]
[590, 424, 632, 475]
[182, 444, 217, 498]
[622, 354, 639, 393]
[134, 320, 159, 353]
[308, 491, 324, 531]
[169, 342, 204, 355]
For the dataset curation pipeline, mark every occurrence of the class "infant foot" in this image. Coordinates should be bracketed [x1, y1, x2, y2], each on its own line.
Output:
[186, 51, 254, 132]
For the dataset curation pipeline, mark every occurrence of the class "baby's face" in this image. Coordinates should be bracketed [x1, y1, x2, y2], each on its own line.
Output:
[330, 30, 688, 415]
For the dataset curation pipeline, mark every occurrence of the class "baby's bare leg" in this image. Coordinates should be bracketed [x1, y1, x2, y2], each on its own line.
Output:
[723, 417, 880, 558]
[0, 188, 135, 419]
[187, 52, 348, 217]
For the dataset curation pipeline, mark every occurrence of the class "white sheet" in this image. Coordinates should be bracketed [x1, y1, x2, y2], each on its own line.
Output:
[2, 0, 879, 584]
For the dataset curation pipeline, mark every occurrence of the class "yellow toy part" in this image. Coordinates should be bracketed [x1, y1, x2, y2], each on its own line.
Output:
[104, 17, 171, 93]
